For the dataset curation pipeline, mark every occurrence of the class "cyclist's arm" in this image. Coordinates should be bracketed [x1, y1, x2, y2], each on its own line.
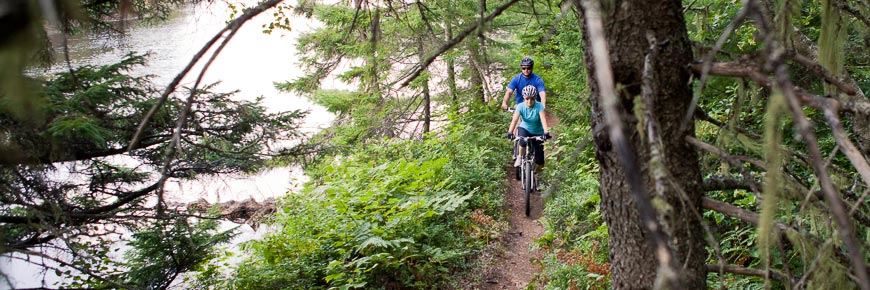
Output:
[508, 111, 521, 134]
[534, 77, 547, 107]
[501, 88, 514, 110]
[540, 110, 550, 134]
[539, 91, 547, 108]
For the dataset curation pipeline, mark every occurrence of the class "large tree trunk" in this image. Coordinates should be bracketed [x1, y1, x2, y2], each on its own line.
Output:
[579, 0, 707, 288]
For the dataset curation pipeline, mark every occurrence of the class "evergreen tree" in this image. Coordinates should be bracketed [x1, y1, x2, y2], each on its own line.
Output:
[0, 0, 308, 288]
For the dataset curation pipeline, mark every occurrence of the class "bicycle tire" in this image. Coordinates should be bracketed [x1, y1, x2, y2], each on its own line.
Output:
[513, 142, 521, 180]
[523, 162, 532, 216]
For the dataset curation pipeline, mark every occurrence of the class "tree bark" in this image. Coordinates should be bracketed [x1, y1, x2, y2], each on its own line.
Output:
[579, 0, 707, 288]
[368, 6, 381, 94]
[417, 36, 431, 135]
[467, 41, 485, 103]
[444, 6, 458, 108]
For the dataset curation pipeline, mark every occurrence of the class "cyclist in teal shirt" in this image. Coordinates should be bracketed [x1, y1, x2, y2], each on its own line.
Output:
[506, 85, 551, 168]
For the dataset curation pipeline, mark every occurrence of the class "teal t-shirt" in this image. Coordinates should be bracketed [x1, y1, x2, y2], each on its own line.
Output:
[515, 102, 545, 135]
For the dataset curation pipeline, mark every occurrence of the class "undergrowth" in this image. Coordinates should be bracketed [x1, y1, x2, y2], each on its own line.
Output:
[225, 105, 511, 289]
[534, 117, 610, 290]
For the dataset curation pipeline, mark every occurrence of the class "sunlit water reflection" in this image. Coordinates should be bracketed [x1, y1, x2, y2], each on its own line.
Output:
[41, 0, 343, 203]
[3, 1, 345, 288]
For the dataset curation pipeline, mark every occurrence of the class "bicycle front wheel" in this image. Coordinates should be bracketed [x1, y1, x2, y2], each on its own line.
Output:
[513, 143, 521, 180]
[523, 163, 532, 216]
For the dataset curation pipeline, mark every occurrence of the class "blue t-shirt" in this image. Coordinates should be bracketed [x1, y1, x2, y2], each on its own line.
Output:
[507, 73, 546, 105]
[516, 102, 545, 135]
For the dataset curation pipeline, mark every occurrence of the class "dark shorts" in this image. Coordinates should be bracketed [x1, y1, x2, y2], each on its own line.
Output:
[517, 127, 545, 165]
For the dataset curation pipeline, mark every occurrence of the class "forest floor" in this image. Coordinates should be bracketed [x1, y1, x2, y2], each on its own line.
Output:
[467, 114, 558, 290]
[473, 169, 547, 290]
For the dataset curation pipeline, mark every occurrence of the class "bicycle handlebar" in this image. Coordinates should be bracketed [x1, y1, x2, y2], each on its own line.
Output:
[511, 135, 547, 142]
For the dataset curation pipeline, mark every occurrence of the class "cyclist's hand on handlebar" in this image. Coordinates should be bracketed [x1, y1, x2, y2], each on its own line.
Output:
[501, 103, 508, 110]
[544, 132, 552, 140]
[506, 132, 515, 140]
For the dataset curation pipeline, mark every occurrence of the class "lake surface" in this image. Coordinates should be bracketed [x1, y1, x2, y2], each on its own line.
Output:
[43, 0, 344, 203]
[2, 1, 342, 288]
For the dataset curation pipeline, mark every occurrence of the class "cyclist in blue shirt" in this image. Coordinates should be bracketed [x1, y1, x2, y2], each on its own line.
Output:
[501, 57, 547, 110]
[506, 85, 552, 168]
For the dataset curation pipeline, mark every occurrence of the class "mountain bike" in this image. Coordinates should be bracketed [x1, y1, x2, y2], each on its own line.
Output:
[511, 135, 547, 216]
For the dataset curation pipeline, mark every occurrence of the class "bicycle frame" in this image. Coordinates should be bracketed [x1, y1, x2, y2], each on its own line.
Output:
[512, 135, 545, 216]
[514, 136, 545, 180]
[505, 108, 548, 216]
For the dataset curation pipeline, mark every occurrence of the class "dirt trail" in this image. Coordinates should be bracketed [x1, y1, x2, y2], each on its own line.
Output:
[476, 172, 546, 289]
[473, 114, 558, 289]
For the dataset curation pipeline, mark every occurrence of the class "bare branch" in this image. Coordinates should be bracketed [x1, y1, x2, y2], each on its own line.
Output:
[12, 249, 130, 289]
[833, 1, 870, 29]
[785, 50, 858, 96]
[703, 174, 760, 192]
[746, 1, 870, 288]
[818, 102, 870, 194]
[687, 136, 763, 195]
[705, 264, 794, 284]
[701, 197, 786, 230]
[690, 61, 870, 116]
[703, 193, 870, 278]
[396, 0, 521, 88]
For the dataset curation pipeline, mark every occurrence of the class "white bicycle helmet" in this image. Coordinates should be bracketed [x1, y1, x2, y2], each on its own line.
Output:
[521, 85, 537, 98]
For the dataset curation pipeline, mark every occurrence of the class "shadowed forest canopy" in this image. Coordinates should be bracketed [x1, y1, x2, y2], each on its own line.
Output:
[2, 0, 870, 289]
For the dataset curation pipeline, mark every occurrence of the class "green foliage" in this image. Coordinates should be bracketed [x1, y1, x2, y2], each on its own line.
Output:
[682, 1, 870, 288]
[2, 42, 306, 290]
[535, 120, 609, 288]
[538, 184, 610, 290]
[121, 218, 236, 290]
[308, 89, 358, 114]
[62, 216, 236, 289]
[504, 3, 613, 287]
[228, 105, 508, 289]
[0, 0, 195, 122]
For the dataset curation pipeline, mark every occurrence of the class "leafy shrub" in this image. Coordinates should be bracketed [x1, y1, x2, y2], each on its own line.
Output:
[228, 106, 509, 289]
[537, 172, 610, 290]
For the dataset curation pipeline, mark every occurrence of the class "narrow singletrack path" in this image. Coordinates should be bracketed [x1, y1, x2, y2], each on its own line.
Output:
[477, 170, 546, 289]
[475, 114, 558, 289]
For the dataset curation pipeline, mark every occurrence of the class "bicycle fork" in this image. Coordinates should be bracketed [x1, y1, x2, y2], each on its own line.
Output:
[521, 160, 537, 190]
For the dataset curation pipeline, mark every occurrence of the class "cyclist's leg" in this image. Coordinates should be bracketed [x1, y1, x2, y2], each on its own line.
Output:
[517, 127, 532, 159]
[530, 137, 545, 191]
[532, 138, 545, 167]
[517, 127, 532, 142]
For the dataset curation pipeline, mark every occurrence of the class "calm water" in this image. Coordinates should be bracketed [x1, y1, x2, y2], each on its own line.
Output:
[43, 0, 343, 203]
[3, 1, 342, 287]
